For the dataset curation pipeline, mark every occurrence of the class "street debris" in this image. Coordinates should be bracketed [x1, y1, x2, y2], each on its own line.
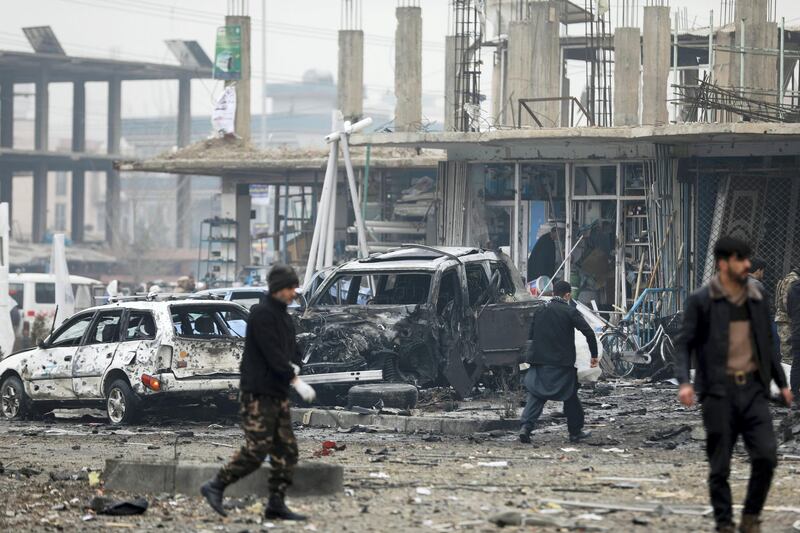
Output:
[89, 496, 149, 516]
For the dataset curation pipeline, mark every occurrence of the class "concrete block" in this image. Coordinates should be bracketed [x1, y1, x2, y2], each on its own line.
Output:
[293, 408, 519, 436]
[104, 460, 342, 497]
[104, 459, 175, 494]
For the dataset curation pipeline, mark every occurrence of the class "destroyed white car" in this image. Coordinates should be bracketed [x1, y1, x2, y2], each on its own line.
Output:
[0, 299, 247, 425]
[294, 246, 603, 398]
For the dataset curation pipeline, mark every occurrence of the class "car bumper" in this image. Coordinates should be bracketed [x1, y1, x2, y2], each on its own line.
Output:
[135, 372, 240, 402]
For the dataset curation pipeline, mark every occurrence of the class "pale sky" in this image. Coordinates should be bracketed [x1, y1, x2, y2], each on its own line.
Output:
[3, 0, 800, 145]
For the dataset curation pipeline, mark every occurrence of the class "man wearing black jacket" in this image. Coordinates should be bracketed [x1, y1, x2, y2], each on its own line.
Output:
[788, 275, 800, 398]
[202, 264, 315, 521]
[519, 280, 598, 444]
[676, 237, 793, 533]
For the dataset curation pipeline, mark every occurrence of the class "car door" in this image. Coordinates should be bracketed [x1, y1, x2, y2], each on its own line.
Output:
[111, 309, 159, 382]
[169, 304, 245, 378]
[26, 312, 95, 400]
[476, 262, 543, 367]
[71, 310, 123, 399]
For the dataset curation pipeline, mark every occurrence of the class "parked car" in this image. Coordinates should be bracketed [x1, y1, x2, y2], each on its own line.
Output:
[0, 298, 248, 425]
[8, 273, 105, 336]
[294, 245, 602, 398]
[192, 286, 269, 310]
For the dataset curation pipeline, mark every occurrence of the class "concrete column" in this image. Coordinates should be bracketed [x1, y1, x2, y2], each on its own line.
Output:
[71, 81, 86, 243]
[337, 30, 364, 122]
[235, 183, 251, 270]
[561, 74, 571, 127]
[0, 81, 13, 215]
[272, 184, 281, 254]
[528, 2, 560, 127]
[506, 2, 560, 127]
[394, 6, 422, 132]
[176, 77, 192, 249]
[642, 6, 671, 125]
[613, 28, 641, 126]
[444, 35, 457, 131]
[32, 72, 49, 243]
[681, 68, 699, 122]
[106, 77, 121, 246]
[506, 20, 534, 127]
[735, 0, 778, 103]
[225, 16, 251, 141]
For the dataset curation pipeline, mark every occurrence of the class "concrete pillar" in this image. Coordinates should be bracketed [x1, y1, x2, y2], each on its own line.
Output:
[528, 2, 561, 127]
[71, 81, 86, 243]
[642, 6, 671, 126]
[32, 72, 49, 243]
[337, 30, 364, 122]
[445, 35, 457, 131]
[734, 0, 778, 103]
[106, 77, 121, 246]
[272, 184, 280, 254]
[506, 2, 560, 127]
[681, 68, 699, 122]
[613, 28, 641, 126]
[561, 74, 571, 127]
[506, 21, 534, 127]
[235, 183, 251, 270]
[176, 77, 191, 249]
[0, 81, 13, 216]
[394, 6, 422, 132]
[225, 16, 251, 141]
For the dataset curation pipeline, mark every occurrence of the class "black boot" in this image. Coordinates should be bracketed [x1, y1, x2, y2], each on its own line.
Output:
[519, 432, 532, 444]
[265, 494, 307, 521]
[200, 477, 227, 517]
[569, 430, 592, 443]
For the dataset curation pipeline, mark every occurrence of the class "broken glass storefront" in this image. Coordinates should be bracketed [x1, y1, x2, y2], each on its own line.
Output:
[459, 161, 649, 318]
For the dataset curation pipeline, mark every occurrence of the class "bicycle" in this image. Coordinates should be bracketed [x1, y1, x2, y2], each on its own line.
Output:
[599, 313, 679, 379]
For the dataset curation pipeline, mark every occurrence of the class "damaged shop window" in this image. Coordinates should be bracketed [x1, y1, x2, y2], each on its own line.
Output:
[316, 273, 432, 307]
[171, 305, 248, 339]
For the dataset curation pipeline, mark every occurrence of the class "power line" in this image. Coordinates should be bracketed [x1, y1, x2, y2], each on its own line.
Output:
[58, 0, 445, 52]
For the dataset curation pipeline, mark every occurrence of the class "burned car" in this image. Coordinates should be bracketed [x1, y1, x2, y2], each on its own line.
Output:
[0, 298, 247, 425]
[294, 246, 546, 398]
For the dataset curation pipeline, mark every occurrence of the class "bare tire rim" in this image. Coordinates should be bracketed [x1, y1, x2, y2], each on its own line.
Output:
[107, 388, 126, 424]
[1, 383, 20, 418]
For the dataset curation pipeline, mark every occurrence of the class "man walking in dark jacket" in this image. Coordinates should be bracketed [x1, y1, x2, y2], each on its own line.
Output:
[676, 237, 793, 533]
[519, 280, 598, 443]
[201, 264, 316, 521]
[788, 275, 800, 399]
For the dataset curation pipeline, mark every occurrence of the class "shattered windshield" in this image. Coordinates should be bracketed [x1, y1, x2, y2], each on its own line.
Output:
[315, 272, 432, 306]
[171, 304, 248, 338]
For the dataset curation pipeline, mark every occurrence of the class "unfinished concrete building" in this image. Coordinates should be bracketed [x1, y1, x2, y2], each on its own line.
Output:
[357, 0, 800, 329]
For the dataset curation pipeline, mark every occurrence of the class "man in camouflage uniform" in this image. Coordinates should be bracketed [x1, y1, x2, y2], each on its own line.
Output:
[775, 266, 800, 363]
[201, 265, 316, 521]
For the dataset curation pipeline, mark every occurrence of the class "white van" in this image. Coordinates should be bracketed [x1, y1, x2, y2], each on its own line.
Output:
[8, 273, 104, 335]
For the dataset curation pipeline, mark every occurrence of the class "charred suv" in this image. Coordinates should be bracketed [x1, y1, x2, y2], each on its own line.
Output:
[294, 246, 543, 397]
[0, 299, 247, 425]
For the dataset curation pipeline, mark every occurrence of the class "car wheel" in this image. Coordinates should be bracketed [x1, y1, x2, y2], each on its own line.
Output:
[348, 383, 419, 410]
[0, 375, 32, 420]
[106, 379, 140, 425]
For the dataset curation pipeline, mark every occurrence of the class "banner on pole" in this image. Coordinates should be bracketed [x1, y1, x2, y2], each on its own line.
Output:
[213, 25, 242, 80]
[212, 85, 237, 135]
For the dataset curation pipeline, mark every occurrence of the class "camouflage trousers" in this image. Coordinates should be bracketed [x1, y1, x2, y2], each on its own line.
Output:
[778, 321, 793, 363]
[217, 393, 298, 498]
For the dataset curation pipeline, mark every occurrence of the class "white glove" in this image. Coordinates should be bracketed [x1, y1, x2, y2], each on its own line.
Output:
[291, 377, 316, 403]
[291, 364, 301, 376]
